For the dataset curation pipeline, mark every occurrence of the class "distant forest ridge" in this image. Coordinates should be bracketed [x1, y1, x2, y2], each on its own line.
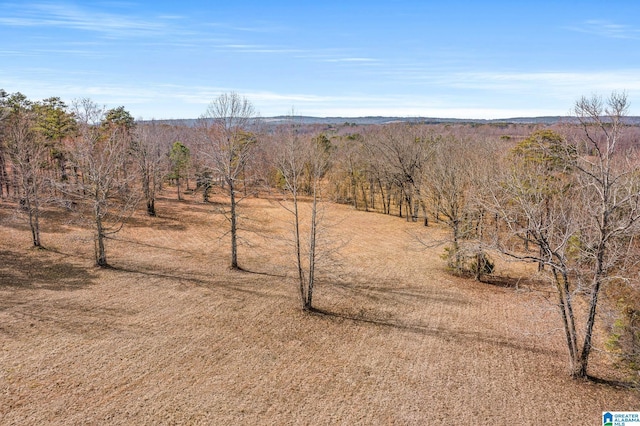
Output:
[151, 115, 640, 126]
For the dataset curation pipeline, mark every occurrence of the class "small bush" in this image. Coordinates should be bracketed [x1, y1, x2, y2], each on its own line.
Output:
[469, 251, 495, 279]
[442, 245, 495, 281]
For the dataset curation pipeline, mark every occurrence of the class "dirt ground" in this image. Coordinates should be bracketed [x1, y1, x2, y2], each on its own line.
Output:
[0, 192, 638, 425]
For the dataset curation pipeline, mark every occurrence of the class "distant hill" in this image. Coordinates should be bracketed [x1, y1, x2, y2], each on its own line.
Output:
[149, 116, 640, 126]
[261, 115, 572, 125]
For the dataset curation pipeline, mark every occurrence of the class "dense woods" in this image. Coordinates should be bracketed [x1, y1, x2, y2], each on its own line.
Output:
[1, 89, 639, 381]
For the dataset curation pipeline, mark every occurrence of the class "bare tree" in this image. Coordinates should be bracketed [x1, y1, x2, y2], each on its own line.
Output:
[332, 133, 366, 209]
[66, 99, 138, 267]
[359, 130, 395, 215]
[133, 121, 175, 216]
[569, 92, 640, 378]
[489, 94, 640, 379]
[424, 136, 494, 278]
[488, 130, 581, 374]
[198, 92, 259, 270]
[0, 89, 10, 200]
[273, 122, 332, 310]
[1, 92, 48, 247]
[367, 124, 434, 221]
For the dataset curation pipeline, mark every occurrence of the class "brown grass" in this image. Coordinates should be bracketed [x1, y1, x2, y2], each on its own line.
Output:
[0, 191, 637, 425]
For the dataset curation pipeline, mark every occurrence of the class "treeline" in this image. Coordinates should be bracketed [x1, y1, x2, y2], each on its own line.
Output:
[1, 89, 639, 380]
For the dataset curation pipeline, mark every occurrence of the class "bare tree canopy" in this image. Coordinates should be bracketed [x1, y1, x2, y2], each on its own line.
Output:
[197, 92, 259, 269]
[66, 99, 139, 267]
[272, 120, 333, 310]
[1, 93, 47, 247]
[486, 92, 640, 378]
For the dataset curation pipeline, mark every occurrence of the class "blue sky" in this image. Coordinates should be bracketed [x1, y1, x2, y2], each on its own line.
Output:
[2, 1, 640, 119]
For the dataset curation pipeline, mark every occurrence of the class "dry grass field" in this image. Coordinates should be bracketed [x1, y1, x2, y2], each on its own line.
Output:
[1, 190, 638, 425]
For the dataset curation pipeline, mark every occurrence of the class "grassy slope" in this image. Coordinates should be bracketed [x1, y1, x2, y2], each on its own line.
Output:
[0, 193, 637, 425]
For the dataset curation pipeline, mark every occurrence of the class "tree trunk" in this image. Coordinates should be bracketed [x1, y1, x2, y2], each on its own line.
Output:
[552, 266, 580, 376]
[11, 167, 19, 199]
[94, 209, 107, 267]
[143, 171, 156, 216]
[385, 182, 392, 215]
[538, 246, 545, 271]
[0, 154, 8, 199]
[305, 186, 318, 310]
[421, 200, 428, 226]
[351, 174, 357, 209]
[59, 155, 68, 182]
[360, 181, 368, 212]
[229, 178, 239, 269]
[20, 165, 42, 248]
[369, 179, 375, 211]
[293, 191, 306, 310]
[147, 198, 156, 216]
[377, 179, 386, 214]
[27, 194, 41, 248]
[451, 221, 461, 271]
[577, 240, 607, 378]
[405, 194, 413, 222]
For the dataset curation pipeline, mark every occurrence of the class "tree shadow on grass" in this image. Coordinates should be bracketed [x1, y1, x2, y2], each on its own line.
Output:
[110, 264, 286, 301]
[109, 236, 195, 254]
[309, 306, 559, 356]
[324, 278, 471, 307]
[0, 249, 97, 292]
[0, 218, 78, 236]
[122, 214, 188, 232]
[235, 266, 288, 279]
[309, 305, 640, 390]
[110, 264, 210, 286]
[586, 375, 639, 391]
[154, 195, 227, 215]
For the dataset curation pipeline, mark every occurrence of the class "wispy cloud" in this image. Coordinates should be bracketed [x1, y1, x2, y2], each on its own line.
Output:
[447, 70, 640, 93]
[219, 44, 305, 54]
[0, 2, 288, 51]
[243, 90, 395, 104]
[567, 20, 640, 39]
[203, 21, 289, 34]
[379, 66, 640, 95]
[0, 2, 168, 37]
[321, 57, 380, 63]
[163, 87, 397, 107]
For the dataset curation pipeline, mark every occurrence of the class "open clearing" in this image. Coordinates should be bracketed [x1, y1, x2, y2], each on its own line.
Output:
[1, 193, 638, 425]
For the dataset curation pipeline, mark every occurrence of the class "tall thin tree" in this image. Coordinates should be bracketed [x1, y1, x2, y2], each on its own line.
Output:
[2, 92, 48, 247]
[273, 123, 332, 310]
[66, 99, 138, 267]
[198, 92, 258, 270]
